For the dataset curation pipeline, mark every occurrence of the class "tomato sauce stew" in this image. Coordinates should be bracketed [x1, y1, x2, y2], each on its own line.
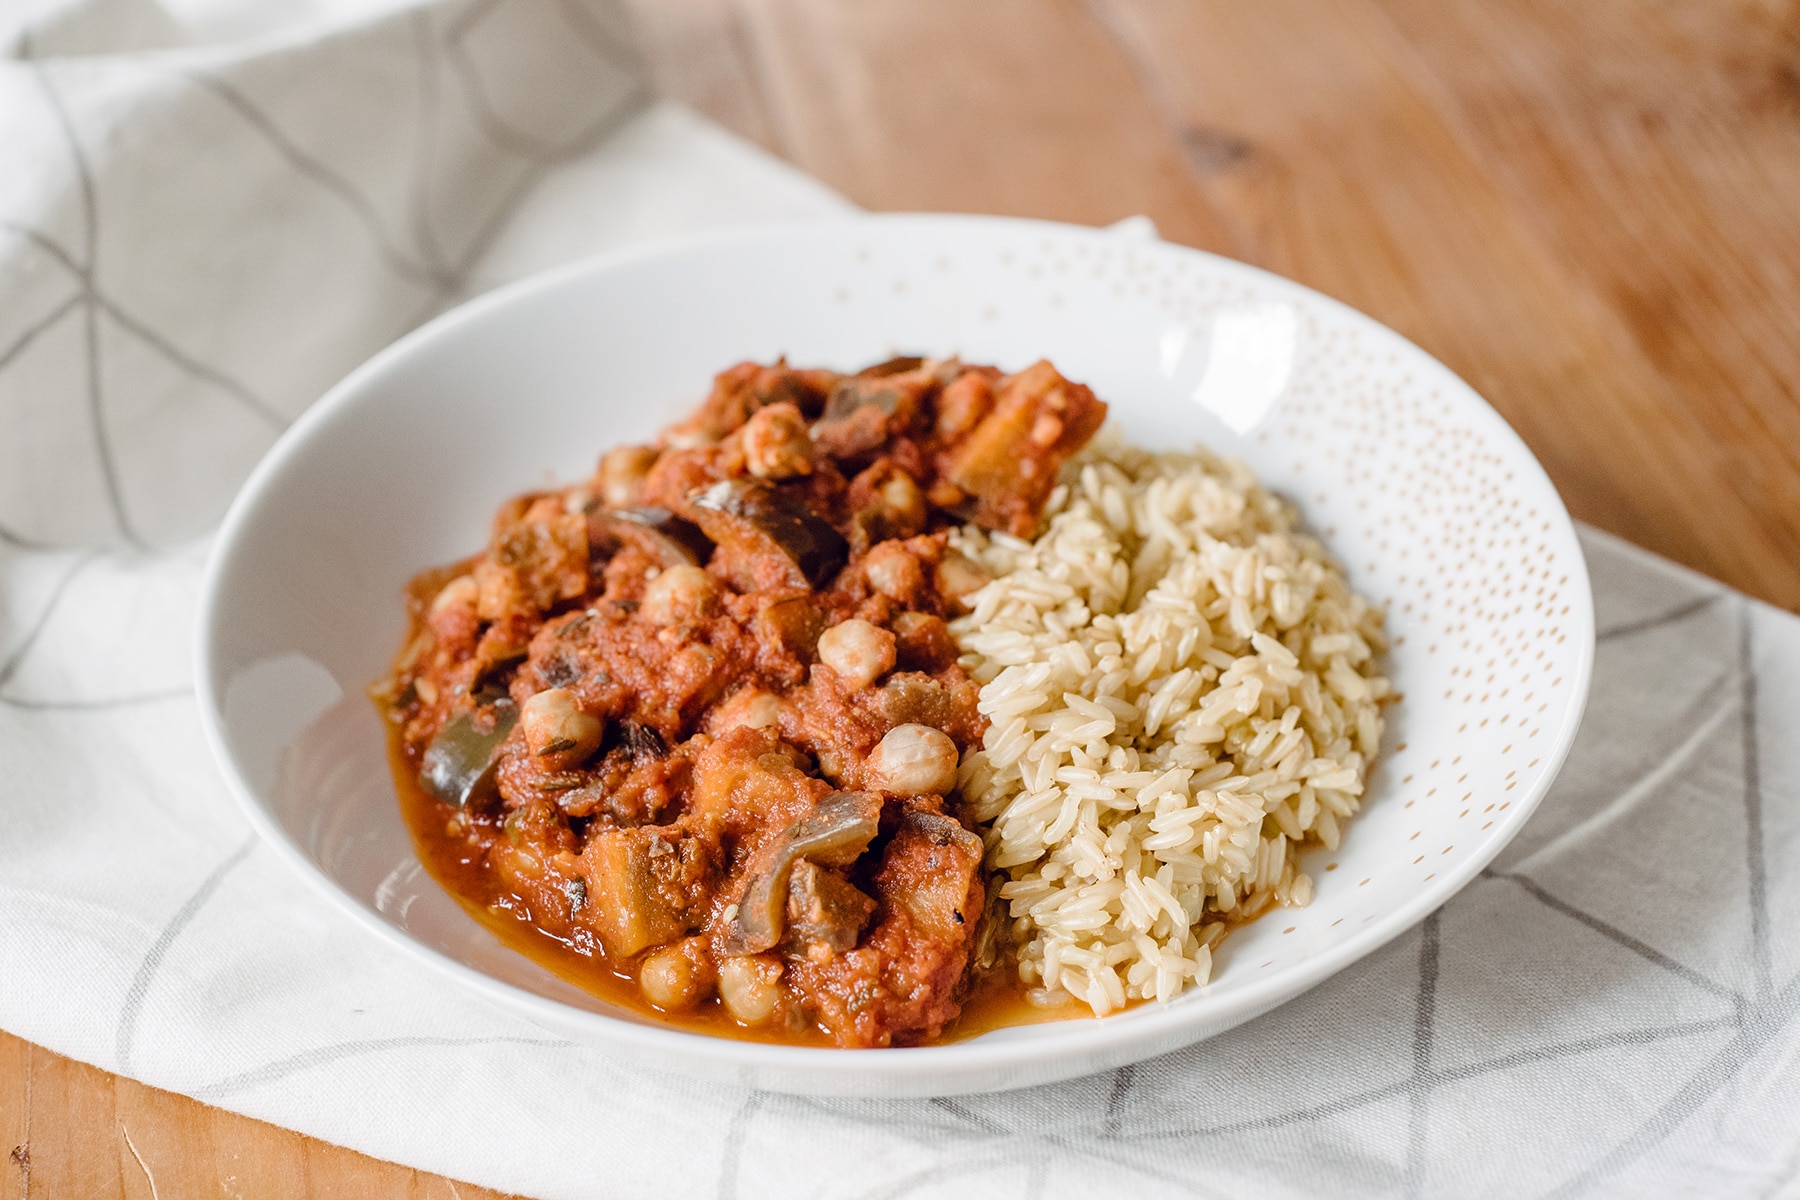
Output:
[372, 357, 1105, 1046]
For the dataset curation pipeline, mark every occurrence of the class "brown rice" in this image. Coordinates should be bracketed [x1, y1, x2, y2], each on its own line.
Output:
[949, 433, 1389, 1015]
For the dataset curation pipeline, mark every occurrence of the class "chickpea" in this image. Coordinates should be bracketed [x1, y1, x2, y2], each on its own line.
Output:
[638, 938, 715, 1011]
[599, 445, 661, 508]
[868, 723, 960, 795]
[935, 550, 991, 605]
[640, 564, 720, 626]
[519, 687, 604, 766]
[926, 478, 966, 510]
[863, 541, 924, 602]
[817, 618, 896, 688]
[711, 688, 787, 736]
[891, 610, 957, 672]
[717, 955, 785, 1024]
[472, 558, 520, 620]
[430, 574, 479, 616]
[741, 402, 815, 480]
[879, 470, 927, 530]
[1028, 411, 1065, 447]
[935, 371, 993, 437]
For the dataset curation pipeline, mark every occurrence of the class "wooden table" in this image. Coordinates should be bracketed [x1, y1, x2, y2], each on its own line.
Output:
[8, 0, 1799, 1194]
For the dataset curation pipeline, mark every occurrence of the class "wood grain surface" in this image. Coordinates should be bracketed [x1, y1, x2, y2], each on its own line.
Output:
[0, 1030, 517, 1199]
[9, 0, 1799, 1195]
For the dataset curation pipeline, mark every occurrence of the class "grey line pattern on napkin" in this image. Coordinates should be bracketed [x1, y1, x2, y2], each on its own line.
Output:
[30, 62, 143, 549]
[0, 0, 650, 551]
[1738, 603, 1770, 1001]
[0, 687, 192, 711]
[0, 293, 80, 374]
[194, 1033, 572, 1100]
[1402, 910, 1441, 1200]
[0, 552, 93, 692]
[1484, 869, 1741, 1005]
[189, 71, 455, 291]
[115, 833, 258, 1076]
[1595, 592, 1722, 643]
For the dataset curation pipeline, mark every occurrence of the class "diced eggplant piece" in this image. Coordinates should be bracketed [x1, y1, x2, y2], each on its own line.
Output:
[934, 369, 997, 438]
[812, 402, 890, 462]
[756, 595, 827, 662]
[820, 356, 931, 421]
[418, 700, 517, 809]
[822, 376, 910, 423]
[483, 508, 590, 614]
[813, 369, 933, 460]
[589, 507, 713, 568]
[933, 550, 991, 610]
[944, 360, 1108, 537]
[537, 648, 582, 689]
[580, 826, 709, 959]
[785, 860, 876, 957]
[887, 810, 985, 941]
[846, 461, 927, 552]
[725, 790, 882, 955]
[687, 727, 825, 837]
[690, 478, 848, 590]
[879, 674, 957, 727]
[891, 612, 958, 674]
[786, 790, 884, 865]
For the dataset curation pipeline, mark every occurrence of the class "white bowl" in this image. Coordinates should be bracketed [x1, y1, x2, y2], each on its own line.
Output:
[196, 214, 1593, 1097]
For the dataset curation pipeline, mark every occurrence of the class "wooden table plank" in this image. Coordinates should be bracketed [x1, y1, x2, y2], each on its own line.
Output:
[1367, 0, 1800, 606]
[632, 0, 1800, 610]
[0, 1031, 516, 1200]
[632, 0, 1240, 249]
[1087, 0, 1758, 586]
[13, 1, 1800, 1195]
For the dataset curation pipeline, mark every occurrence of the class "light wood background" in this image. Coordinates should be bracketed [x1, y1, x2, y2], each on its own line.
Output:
[8, 0, 1799, 1195]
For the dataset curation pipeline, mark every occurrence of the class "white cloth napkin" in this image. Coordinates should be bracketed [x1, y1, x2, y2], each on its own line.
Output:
[4, 1, 1800, 1196]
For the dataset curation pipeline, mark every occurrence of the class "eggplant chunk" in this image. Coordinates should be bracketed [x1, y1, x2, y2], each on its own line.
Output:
[786, 790, 884, 866]
[482, 508, 589, 614]
[888, 810, 985, 941]
[756, 595, 827, 663]
[581, 826, 711, 959]
[419, 700, 517, 809]
[944, 360, 1108, 537]
[690, 478, 848, 590]
[589, 507, 713, 568]
[785, 860, 876, 957]
[725, 790, 882, 955]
